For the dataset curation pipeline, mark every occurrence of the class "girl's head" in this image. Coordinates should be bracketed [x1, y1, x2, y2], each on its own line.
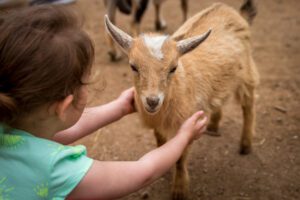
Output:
[0, 6, 94, 125]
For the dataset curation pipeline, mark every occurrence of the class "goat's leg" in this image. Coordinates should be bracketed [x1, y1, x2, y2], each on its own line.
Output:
[240, 0, 257, 25]
[153, 0, 167, 31]
[180, 0, 188, 22]
[206, 108, 222, 136]
[130, 0, 139, 36]
[240, 85, 256, 154]
[105, 0, 122, 61]
[131, 0, 149, 36]
[172, 149, 189, 200]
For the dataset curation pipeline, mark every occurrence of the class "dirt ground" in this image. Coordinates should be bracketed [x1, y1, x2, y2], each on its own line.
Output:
[57, 0, 299, 199]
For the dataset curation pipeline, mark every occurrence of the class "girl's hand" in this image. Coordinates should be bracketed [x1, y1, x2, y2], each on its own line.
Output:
[116, 87, 136, 116]
[178, 111, 207, 143]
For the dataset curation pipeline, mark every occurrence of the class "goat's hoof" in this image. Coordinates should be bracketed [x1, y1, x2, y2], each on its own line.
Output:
[172, 185, 188, 200]
[240, 145, 252, 155]
[171, 190, 188, 200]
[155, 20, 167, 31]
[108, 51, 122, 62]
[205, 125, 221, 137]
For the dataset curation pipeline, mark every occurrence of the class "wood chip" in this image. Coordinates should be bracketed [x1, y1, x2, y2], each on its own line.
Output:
[273, 106, 287, 113]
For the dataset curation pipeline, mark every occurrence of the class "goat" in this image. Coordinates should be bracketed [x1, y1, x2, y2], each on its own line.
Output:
[152, 0, 188, 30]
[105, 1, 259, 199]
[104, 0, 188, 61]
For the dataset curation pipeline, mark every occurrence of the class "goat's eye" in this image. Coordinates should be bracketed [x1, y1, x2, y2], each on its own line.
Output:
[130, 64, 139, 73]
[169, 66, 177, 74]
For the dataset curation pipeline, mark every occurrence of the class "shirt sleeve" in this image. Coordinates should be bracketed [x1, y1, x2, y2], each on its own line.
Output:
[49, 144, 93, 199]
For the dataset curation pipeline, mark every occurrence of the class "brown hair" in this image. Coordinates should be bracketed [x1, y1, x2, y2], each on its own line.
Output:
[0, 6, 94, 124]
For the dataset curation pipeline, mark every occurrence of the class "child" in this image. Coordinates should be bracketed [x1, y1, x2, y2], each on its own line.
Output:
[0, 6, 207, 200]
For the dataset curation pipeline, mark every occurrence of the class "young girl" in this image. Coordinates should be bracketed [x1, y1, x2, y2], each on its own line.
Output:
[0, 6, 207, 200]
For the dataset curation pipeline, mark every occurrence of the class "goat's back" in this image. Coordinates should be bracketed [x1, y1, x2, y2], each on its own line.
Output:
[171, 3, 259, 111]
[173, 3, 250, 42]
[137, 3, 259, 138]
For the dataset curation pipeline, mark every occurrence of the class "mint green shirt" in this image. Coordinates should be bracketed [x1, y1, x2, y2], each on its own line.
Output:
[0, 124, 93, 200]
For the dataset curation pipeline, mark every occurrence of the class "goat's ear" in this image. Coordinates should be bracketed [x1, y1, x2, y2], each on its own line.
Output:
[177, 29, 211, 55]
[104, 15, 133, 54]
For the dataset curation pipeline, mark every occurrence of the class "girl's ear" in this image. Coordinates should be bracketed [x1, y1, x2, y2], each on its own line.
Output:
[55, 95, 74, 121]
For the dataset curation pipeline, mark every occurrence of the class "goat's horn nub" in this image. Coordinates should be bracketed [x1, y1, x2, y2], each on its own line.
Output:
[177, 29, 212, 55]
[104, 15, 133, 52]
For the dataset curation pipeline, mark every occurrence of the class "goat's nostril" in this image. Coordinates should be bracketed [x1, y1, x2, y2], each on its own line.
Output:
[146, 97, 159, 109]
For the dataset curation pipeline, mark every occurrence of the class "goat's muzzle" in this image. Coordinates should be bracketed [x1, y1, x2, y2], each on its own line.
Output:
[145, 96, 160, 113]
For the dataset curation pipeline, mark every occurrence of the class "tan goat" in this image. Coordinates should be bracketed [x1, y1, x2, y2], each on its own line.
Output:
[105, 2, 259, 200]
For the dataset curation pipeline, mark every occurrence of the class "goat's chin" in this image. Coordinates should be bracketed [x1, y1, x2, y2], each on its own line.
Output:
[144, 106, 161, 115]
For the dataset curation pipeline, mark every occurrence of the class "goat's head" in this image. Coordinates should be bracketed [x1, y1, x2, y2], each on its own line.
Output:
[105, 15, 211, 114]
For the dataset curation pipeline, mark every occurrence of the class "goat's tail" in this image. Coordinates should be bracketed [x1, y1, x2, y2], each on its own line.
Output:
[240, 0, 257, 25]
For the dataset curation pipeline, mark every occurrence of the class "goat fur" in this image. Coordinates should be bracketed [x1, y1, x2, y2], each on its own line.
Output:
[105, 2, 259, 200]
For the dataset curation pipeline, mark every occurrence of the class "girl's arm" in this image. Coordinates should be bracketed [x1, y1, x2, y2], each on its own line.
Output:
[67, 111, 207, 200]
[53, 88, 135, 145]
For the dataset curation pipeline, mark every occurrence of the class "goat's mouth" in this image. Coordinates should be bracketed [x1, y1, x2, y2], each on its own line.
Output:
[140, 93, 164, 115]
[144, 106, 161, 115]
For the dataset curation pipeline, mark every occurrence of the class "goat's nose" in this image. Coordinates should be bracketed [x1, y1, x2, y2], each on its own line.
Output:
[146, 96, 159, 109]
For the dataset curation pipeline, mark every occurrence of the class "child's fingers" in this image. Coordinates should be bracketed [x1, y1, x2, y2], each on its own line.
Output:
[189, 116, 207, 141]
[189, 111, 204, 123]
[120, 88, 136, 108]
[121, 87, 134, 97]
[180, 111, 205, 136]
[127, 87, 135, 94]
[195, 116, 207, 129]
[194, 124, 207, 140]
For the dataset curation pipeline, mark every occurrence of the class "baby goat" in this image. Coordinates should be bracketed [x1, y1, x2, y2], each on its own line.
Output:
[105, 2, 259, 200]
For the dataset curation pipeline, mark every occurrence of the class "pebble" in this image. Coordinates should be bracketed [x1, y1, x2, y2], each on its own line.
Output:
[141, 191, 149, 199]
[262, 110, 268, 115]
[217, 187, 225, 195]
[293, 135, 298, 139]
[276, 136, 283, 142]
[276, 118, 283, 124]
[224, 150, 229, 155]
